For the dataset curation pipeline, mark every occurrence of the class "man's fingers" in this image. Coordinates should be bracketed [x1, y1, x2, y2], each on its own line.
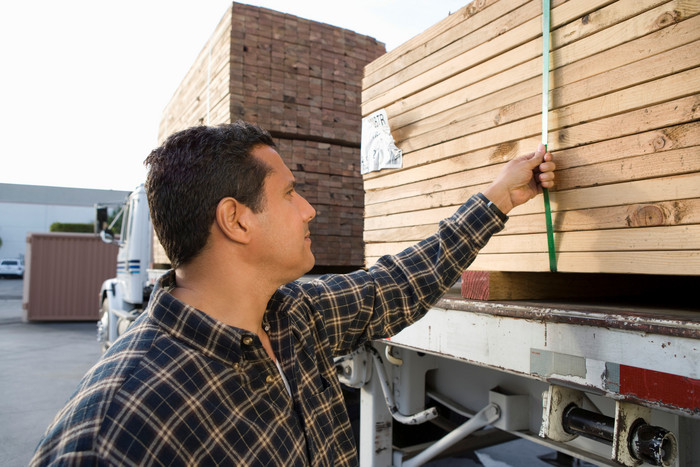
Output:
[538, 165, 556, 188]
[539, 160, 556, 173]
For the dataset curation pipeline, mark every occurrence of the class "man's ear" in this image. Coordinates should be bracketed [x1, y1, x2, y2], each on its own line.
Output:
[215, 197, 251, 244]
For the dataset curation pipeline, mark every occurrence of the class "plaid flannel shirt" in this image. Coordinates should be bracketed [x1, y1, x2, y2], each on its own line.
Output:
[31, 194, 506, 466]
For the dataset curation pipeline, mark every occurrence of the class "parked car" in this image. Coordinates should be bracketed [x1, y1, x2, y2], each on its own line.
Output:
[0, 259, 24, 278]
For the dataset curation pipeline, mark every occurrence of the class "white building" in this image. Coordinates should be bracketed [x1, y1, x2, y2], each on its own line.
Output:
[0, 184, 131, 260]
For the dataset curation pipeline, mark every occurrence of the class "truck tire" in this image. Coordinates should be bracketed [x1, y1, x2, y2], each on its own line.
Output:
[98, 298, 110, 354]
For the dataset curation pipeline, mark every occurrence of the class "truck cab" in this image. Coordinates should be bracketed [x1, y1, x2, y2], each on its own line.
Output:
[97, 185, 153, 351]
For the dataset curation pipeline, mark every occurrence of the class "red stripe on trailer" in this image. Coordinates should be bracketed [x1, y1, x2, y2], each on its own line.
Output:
[618, 365, 699, 412]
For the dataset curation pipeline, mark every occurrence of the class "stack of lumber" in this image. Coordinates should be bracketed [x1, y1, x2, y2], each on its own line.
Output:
[361, 0, 700, 290]
[154, 2, 385, 269]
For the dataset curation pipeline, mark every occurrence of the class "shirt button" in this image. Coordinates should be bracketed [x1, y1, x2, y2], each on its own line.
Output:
[242, 336, 253, 346]
[232, 362, 240, 371]
[265, 375, 274, 384]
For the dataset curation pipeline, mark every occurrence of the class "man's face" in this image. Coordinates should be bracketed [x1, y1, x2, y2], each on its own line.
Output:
[249, 145, 316, 283]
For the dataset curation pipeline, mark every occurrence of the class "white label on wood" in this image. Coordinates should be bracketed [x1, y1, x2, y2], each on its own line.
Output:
[361, 109, 402, 174]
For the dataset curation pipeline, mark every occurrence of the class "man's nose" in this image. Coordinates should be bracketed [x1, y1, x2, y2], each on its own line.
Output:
[301, 195, 316, 222]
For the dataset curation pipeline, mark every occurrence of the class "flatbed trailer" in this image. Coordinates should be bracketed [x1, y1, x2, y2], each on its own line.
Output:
[339, 288, 699, 466]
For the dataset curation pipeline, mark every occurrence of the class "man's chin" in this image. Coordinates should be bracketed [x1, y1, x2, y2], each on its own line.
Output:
[282, 256, 315, 285]
[302, 255, 316, 275]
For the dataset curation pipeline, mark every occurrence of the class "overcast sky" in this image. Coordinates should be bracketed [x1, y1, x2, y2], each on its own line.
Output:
[0, 0, 468, 191]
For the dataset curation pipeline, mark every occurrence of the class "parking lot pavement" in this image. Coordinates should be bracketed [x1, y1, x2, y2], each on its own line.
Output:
[0, 277, 23, 324]
[0, 279, 101, 466]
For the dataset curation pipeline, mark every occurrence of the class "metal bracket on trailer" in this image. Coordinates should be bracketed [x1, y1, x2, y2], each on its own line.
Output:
[335, 344, 438, 425]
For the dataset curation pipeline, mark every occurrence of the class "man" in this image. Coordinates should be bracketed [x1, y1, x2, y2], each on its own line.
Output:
[32, 121, 555, 466]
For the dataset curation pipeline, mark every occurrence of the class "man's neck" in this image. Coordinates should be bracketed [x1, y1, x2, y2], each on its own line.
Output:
[171, 262, 277, 335]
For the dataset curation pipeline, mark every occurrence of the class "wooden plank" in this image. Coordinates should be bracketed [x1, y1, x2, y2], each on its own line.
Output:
[365, 165, 500, 209]
[549, 171, 700, 212]
[548, 0, 668, 46]
[369, 84, 699, 179]
[363, 0, 626, 107]
[507, 176, 700, 235]
[365, 251, 700, 274]
[363, 12, 700, 182]
[363, 0, 542, 104]
[364, 173, 700, 233]
[362, 0, 697, 116]
[363, 1, 543, 112]
[552, 94, 700, 152]
[364, 122, 700, 216]
[391, 36, 700, 153]
[376, 40, 542, 138]
[377, 139, 700, 213]
[365, 226, 700, 259]
[557, 146, 700, 190]
[508, 196, 700, 235]
[394, 65, 700, 156]
[391, 61, 541, 145]
[363, 0, 504, 78]
[364, 94, 700, 206]
[383, 0, 686, 137]
[363, 0, 527, 87]
[364, 9, 700, 193]
[364, 139, 528, 192]
[363, 0, 610, 84]
[486, 225, 700, 254]
[364, 224, 439, 244]
[365, 183, 491, 221]
[467, 251, 700, 274]
[460, 270, 697, 300]
[365, 198, 700, 243]
[549, 120, 700, 174]
[551, 0, 700, 76]
[365, 107, 699, 208]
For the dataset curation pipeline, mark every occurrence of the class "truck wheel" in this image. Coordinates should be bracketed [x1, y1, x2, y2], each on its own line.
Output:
[98, 298, 110, 354]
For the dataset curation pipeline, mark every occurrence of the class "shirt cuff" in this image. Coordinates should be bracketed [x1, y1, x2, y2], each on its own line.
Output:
[476, 192, 508, 222]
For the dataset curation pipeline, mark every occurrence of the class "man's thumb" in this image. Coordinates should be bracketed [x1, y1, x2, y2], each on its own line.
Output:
[525, 143, 546, 167]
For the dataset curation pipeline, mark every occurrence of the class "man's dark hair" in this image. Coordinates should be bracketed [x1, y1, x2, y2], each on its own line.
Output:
[144, 121, 275, 268]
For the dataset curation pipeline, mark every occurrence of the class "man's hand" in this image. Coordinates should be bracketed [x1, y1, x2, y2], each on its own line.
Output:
[482, 143, 555, 215]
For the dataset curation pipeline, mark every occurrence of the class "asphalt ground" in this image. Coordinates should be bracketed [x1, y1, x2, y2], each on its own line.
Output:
[0, 278, 101, 466]
[0, 277, 560, 466]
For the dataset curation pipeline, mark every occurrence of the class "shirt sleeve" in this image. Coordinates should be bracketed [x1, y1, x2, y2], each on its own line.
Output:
[287, 193, 507, 356]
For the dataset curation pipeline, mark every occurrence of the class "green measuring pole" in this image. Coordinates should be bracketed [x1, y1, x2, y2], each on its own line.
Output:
[542, 0, 557, 272]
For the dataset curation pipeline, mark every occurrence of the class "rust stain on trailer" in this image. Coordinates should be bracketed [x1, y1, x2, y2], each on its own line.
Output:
[374, 421, 391, 454]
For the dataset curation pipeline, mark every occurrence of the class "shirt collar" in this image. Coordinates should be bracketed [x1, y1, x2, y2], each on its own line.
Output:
[147, 270, 247, 365]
